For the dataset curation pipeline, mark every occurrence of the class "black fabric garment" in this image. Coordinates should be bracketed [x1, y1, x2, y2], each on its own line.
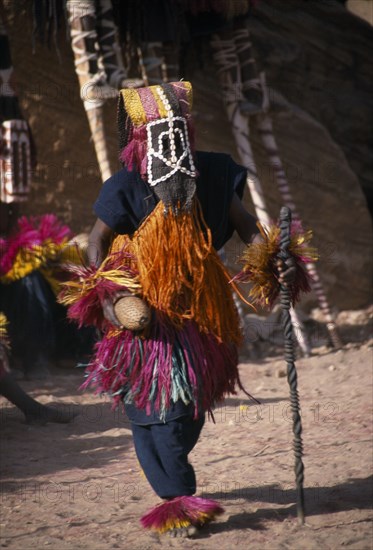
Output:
[125, 400, 195, 426]
[94, 151, 247, 251]
[0, 272, 57, 364]
[131, 414, 205, 498]
[0, 272, 96, 372]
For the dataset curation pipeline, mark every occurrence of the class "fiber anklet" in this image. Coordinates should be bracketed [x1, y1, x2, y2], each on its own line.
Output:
[140, 496, 224, 536]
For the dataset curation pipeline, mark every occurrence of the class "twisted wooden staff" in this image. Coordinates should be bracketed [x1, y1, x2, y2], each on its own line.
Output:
[278, 206, 305, 525]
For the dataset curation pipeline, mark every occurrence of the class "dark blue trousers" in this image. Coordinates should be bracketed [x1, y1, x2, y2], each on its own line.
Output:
[131, 414, 205, 499]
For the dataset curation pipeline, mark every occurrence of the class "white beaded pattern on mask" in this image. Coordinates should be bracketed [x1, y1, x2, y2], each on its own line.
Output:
[146, 86, 196, 187]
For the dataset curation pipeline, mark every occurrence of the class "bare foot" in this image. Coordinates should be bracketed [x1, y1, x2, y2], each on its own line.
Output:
[167, 525, 198, 538]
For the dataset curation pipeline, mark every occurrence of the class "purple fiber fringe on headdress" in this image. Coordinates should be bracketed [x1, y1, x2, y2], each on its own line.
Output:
[140, 495, 224, 531]
[119, 126, 148, 175]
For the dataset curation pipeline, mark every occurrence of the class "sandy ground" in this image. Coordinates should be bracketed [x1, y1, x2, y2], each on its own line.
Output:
[1, 311, 372, 550]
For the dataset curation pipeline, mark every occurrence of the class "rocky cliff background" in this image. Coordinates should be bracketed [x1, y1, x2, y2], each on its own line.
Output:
[2, 0, 372, 312]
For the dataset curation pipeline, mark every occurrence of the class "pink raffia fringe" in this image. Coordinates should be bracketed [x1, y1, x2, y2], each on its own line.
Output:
[0, 214, 71, 276]
[59, 249, 139, 331]
[80, 316, 241, 419]
[140, 495, 224, 533]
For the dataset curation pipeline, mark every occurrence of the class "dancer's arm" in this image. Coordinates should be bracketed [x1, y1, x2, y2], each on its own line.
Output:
[87, 219, 125, 327]
[87, 218, 114, 268]
[228, 192, 260, 245]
